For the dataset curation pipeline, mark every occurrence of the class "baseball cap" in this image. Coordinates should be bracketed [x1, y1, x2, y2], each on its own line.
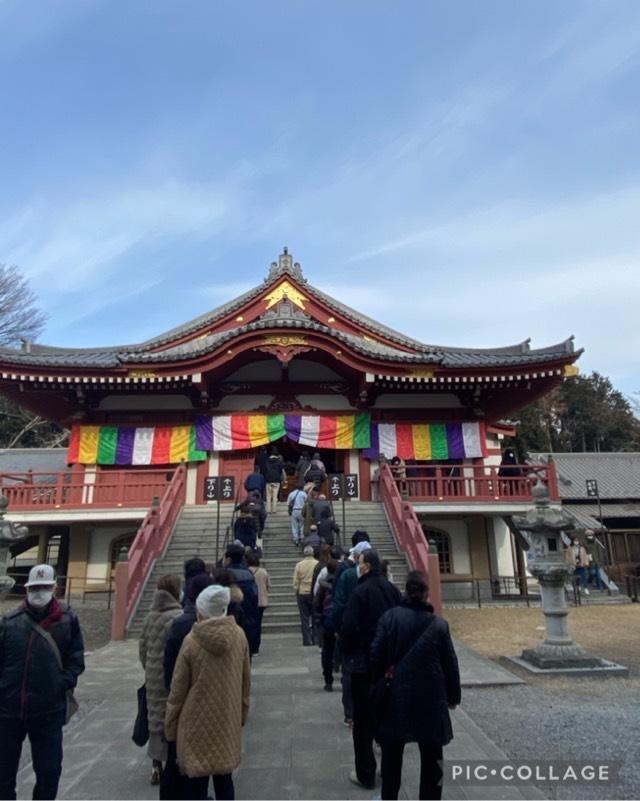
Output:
[25, 564, 57, 588]
[349, 541, 372, 559]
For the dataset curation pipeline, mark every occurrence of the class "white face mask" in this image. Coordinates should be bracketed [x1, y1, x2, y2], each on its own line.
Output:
[355, 564, 361, 578]
[27, 588, 54, 608]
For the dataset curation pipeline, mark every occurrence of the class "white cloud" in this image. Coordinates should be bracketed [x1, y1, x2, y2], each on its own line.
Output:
[1, 178, 246, 295]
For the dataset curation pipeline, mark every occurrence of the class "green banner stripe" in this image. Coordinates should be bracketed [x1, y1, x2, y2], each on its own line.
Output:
[97, 426, 117, 465]
[267, 414, 285, 440]
[429, 424, 449, 460]
[188, 426, 207, 462]
[353, 413, 371, 448]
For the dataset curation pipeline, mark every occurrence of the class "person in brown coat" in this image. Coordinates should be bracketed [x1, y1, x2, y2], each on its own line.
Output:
[165, 585, 251, 800]
[139, 574, 182, 785]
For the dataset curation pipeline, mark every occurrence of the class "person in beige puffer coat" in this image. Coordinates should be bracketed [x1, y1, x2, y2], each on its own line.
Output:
[138, 573, 182, 785]
[165, 584, 251, 800]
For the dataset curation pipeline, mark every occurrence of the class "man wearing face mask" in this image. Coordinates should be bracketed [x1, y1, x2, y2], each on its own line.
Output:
[0, 564, 85, 800]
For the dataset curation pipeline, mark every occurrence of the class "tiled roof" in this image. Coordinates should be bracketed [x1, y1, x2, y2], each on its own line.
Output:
[530, 452, 640, 500]
[564, 503, 640, 530]
[0, 251, 579, 371]
[0, 448, 69, 477]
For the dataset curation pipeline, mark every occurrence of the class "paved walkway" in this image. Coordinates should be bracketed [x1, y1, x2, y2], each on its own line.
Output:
[17, 634, 542, 800]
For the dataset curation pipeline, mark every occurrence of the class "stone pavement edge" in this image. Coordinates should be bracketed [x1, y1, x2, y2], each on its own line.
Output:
[16, 634, 542, 801]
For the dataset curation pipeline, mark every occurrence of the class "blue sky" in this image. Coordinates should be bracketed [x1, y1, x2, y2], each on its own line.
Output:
[1, 1, 638, 397]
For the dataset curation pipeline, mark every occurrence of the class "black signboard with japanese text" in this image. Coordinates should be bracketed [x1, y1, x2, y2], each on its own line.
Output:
[585, 479, 599, 498]
[204, 476, 235, 501]
[344, 473, 359, 498]
[220, 476, 235, 501]
[327, 474, 359, 500]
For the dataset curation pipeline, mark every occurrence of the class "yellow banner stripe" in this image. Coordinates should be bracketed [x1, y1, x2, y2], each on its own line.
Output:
[413, 424, 432, 460]
[335, 416, 353, 449]
[169, 425, 191, 463]
[78, 426, 100, 464]
[248, 416, 269, 447]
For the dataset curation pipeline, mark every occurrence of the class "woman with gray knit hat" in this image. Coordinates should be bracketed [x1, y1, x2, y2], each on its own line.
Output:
[138, 573, 182, 785]
[165, 585, 251, 800]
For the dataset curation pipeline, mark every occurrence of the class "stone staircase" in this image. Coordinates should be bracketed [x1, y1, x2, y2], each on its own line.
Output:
[127, 504, 234, 637]
[126, 500, 410, 638]
[261, 500, 409, 636]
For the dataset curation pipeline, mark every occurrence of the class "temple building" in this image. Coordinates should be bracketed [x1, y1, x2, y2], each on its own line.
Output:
[0, 249, 580, 604]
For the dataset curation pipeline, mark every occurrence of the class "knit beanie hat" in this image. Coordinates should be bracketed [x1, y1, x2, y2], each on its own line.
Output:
[196, 585, 230, 619]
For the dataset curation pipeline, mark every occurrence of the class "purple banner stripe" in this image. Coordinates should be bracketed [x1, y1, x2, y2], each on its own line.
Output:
[115, 427, 135, 465]
[196, 416, 214, 451]
[284, 414, 302, 442]
[362, 422, 380, 459]
[446, 423, 465, 459]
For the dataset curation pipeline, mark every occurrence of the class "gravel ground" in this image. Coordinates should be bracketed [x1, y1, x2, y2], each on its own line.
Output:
[447, 606, 640, 800]
[0, 597, 113, 652]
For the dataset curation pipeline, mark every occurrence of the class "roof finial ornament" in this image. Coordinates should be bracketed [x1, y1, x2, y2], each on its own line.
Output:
[267, 248, 306, 283]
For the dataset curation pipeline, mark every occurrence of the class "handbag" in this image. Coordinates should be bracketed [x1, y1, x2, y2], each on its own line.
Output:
[132, 684, 150, 747]
[29, 621, 79, 724]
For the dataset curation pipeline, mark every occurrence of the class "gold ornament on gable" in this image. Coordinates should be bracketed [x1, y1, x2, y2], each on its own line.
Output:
[264, 280, 307, 310]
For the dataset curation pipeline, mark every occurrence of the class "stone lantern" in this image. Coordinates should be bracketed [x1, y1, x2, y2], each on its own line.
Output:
[510, 481, 607, 671]
[0, 494, 30, 598]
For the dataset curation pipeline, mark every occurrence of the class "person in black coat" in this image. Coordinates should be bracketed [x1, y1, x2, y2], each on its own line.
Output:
[316, 506, 339, 546]
[233, 504, 258, 550]
[0, 564, 85, 801]
[224, 544, 260, 655]
[340, 549, 401, 790]
[370, 571, 461, 801]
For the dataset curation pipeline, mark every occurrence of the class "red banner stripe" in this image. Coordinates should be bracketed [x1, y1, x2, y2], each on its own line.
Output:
[151, 427, 172, 464]
[395, 424, 415, 460]
[231, 415, 250, 450]
[67, 425, 81, 464]
[318, 416, 338, 448]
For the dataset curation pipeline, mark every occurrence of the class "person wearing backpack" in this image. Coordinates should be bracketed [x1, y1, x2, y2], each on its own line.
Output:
[370, 571, 461, 800]
[0, 564, 85, 800]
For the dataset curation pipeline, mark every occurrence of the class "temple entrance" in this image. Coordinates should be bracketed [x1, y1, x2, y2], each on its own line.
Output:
[221, 439, 346, 499]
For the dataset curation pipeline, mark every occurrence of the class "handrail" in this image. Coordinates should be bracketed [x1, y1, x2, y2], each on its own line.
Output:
[379, 463, 442, 613]
[394, 462, 559, 503]
[0, 469, 175, 510]
[111, 463, 187, 639]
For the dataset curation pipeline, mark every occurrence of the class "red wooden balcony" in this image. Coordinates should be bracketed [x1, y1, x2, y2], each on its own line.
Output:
[393, 463, 558, 503]
[0, 469, 175, 510]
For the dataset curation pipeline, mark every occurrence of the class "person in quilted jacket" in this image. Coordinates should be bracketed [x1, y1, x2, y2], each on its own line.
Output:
[138, 574, 182, 785]
[165, 585, 251, 801]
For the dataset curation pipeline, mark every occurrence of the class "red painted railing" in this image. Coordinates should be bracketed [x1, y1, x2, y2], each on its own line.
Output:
[0, 470, 175, 510]
[395, 463, 558, 503]
[379, 463, 442, 614]
[111, 464, 187, 639]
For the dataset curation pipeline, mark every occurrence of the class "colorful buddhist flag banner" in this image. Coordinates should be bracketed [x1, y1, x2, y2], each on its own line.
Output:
[67, 424, 207, 465]
[195, 413, 371, 452]
[362, 421, 486, 461]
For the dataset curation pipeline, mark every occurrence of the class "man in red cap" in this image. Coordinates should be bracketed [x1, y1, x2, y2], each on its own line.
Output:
[0, 564, 85, 800]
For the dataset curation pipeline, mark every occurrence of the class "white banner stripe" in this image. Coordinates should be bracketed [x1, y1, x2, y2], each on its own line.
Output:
[213, 416, 233, 451]
[298, 416, 320, 447]
[462, 422, 482, 457]
[378, 423, 397, 459]
[132, 428, 154, 465]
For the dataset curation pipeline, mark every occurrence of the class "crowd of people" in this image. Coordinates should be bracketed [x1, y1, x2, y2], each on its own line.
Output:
[0, 446, 461, 801]
[291, 528, 461, 798]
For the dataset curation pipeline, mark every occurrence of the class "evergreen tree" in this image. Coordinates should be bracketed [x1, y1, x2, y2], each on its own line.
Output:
[510, 372, 640, 456]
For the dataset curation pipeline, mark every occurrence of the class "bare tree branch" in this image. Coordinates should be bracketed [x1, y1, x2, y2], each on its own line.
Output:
[0, 264, 46, 347]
